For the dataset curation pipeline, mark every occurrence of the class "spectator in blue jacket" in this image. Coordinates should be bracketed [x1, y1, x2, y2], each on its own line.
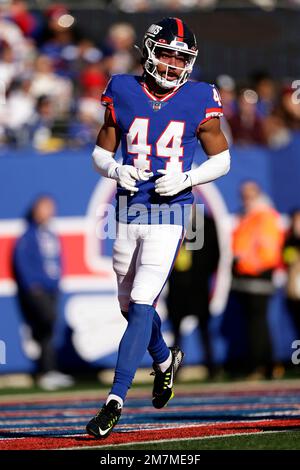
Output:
[13, 195, 74, 390]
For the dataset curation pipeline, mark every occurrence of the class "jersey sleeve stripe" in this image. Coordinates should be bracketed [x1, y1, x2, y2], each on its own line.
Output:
[205, 113, 223, 120]
[206, 107, 223, 113]
[109, 104, 117, 124]
[200, 114, 223, 125]
[101, 95, 113, 105]
[101, 96, 117, 124]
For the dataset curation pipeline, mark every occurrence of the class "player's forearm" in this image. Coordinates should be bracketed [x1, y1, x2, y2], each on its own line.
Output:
[187, 149, 231, 186]
[92, 145, 119, 179]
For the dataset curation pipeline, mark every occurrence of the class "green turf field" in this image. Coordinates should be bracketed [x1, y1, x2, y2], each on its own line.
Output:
[100, 431, 300, 450]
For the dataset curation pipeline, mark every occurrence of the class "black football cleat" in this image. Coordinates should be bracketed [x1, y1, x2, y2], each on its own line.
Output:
[151, 347, 184, 409]
[86, 399, 122, 439]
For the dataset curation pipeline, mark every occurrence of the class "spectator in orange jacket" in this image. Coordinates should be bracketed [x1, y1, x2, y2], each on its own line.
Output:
[283, 209, 300, 340]
[231, 181, 284, 379]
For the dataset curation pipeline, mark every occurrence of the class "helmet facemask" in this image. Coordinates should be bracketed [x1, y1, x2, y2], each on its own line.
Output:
[144, 38, 198, 90]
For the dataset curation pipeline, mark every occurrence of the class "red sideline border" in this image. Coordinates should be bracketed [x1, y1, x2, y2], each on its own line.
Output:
[1, 419, 300, 450]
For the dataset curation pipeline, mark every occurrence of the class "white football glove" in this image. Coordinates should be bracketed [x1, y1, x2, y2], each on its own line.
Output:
[113, 166, 153, 193]
[154, 169, 192, 197]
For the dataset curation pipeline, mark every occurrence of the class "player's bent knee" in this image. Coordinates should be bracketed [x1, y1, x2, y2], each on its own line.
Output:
[130, 287, 155, 306]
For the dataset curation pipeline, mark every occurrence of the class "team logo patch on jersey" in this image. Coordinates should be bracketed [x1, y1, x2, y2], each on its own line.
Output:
[149, 100, 168, 111]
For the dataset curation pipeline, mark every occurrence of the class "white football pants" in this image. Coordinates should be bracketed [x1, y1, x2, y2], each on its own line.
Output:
[113, 223, 184, 310]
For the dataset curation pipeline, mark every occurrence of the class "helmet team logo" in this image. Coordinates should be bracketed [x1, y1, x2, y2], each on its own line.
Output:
[147, 24, 163, 36]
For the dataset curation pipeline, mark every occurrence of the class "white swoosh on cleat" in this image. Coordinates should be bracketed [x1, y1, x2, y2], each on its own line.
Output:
[98, 426, 112, 436]
[166, 370, 174, 389]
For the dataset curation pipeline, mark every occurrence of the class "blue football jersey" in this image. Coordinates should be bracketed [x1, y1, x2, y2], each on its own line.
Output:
[101, 74, 223, 224]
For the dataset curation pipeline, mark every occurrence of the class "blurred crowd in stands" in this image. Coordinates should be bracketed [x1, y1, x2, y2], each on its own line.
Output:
[0, 1, 300, 152]
[0, 1, 141, 151]
[93, 0, 300, 13]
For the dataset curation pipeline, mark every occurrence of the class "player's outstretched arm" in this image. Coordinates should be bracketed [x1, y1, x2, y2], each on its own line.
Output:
[92, 109, 152, 193]
[155, 118, 230, 197]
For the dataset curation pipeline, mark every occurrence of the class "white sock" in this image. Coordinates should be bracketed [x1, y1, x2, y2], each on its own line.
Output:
[158, 351, 172, 373]
[106, 394, 123, 408]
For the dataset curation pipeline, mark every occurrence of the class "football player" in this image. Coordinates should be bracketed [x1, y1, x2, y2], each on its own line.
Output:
[86, 17, 230, 439]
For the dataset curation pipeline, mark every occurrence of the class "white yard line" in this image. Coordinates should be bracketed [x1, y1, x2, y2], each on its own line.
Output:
[61, 429, 293, 450]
